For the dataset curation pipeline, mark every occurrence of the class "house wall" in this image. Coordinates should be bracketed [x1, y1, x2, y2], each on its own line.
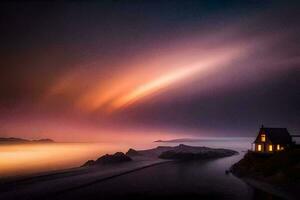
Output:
[253, 142, 286, 153]
[253, 127, 292, 153]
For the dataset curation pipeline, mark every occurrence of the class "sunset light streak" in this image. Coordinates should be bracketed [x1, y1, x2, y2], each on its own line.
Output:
[1, 0, 299, 142]
[110, 48, 243, 110]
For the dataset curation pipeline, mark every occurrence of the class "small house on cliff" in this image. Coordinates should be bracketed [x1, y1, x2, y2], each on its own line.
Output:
[252, 125, 293, 153]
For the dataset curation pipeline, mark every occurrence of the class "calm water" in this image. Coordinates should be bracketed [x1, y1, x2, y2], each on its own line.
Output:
[0, 137, 253, 178]
[51, 137, 281, 200]
[58, 158, 253, 200]
[1, 137, 283, 200]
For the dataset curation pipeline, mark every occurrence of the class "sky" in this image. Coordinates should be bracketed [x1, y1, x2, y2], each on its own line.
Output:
[0, 0, 299, 142]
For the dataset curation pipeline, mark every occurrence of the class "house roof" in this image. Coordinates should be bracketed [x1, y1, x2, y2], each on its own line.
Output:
[254, 127, 292, 144]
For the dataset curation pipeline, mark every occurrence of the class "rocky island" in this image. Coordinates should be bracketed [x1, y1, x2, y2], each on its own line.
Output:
[82, 152, 132, 167]
[83, 144, 238, 167]
[126, 144, 238, 160]
[158, 144, 238, 160]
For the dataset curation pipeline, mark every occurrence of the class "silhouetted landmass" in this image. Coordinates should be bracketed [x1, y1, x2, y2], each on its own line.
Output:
[32, 139, 54, 143]
[154, 138, 200, 143]
[82, 152, 132, 167]
[126, 148, 141, 156]
[0, 137, 55, 144]
[153, 138, 240, 143]
[231, 150, 300, 198]
[84, 144, 237, 167]
[125, 144, 238, 160]
[231, 150, 300, 182]
[158, 144, 238, 160]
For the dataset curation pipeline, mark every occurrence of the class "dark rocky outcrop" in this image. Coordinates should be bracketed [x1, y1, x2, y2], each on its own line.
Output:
[231, 150, 300, 198]
[82, 144, 237, 167]
[231, 150, 300, 183]
[158, 144, 238, 160]
[125, 148, 141, 157]
[82, 152, 132, 167]
[82, 160, 95, 167]
[124, 144, 237, 160]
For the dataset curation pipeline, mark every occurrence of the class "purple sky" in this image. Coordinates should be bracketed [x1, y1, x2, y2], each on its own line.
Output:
[0, 1, 299, 141]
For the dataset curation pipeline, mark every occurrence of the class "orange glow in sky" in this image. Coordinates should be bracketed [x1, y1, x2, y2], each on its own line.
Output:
[60, 45, 247, 113]
[110, 48, 242, 110]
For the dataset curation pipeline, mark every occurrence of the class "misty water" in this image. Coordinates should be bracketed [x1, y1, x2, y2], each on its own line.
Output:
[0, 137, 282, 199]
[0, 137, 252, 178]
[46, 137, 280, 200]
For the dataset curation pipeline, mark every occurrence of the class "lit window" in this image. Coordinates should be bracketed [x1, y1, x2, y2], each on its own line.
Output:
[277, 144, 280, 150]
[258, 144, 262, 151]
[261, 134, 266, 142]
[269, 145, 273, 152]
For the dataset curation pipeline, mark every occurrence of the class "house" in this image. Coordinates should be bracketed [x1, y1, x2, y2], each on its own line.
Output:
[252, 125, 293, 153]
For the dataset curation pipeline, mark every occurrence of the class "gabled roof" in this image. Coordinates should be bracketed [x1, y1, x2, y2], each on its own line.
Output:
[254, 127, 292, 144]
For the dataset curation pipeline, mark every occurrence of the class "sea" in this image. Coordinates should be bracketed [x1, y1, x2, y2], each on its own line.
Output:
[0, 137, 253, 178]
[0, 137, 286, 200]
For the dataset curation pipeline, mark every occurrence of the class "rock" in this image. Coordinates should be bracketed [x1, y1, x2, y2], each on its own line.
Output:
[82, 152, 132, 167]
[158, 144, 238, 160]
[96, 152, 132, 164]
[231, 150, 300, 181]
[124, 144, 238, 159]
[126, 148, 140, 157]
[81, 160, 95, 167]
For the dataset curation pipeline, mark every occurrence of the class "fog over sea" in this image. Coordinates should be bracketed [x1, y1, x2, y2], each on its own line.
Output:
[0, 137, 253, 178]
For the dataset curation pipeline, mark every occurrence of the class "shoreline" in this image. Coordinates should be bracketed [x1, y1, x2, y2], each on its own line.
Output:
[48, 160, 174, 199]
[230, 150, 300, 200]
[242, 178, 295, 200]
[0, 158, 172, 200]
[229, 173, 295, 200]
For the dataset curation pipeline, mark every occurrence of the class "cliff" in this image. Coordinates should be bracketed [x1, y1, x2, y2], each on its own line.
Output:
[82, 152, 132, 167]
[231, 149, 300, 198]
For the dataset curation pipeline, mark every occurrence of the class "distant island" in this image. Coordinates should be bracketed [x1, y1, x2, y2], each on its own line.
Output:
[0, 137, 55, 144]
[154, 138, 236, 143]
[154, 138, 200, 143]
[127, 144, 238, 160]
[82, 144, 238, 167]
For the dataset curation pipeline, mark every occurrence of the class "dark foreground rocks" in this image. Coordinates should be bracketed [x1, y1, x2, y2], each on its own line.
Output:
[231, 150, 300, 183]
[231, 149, 300, 198]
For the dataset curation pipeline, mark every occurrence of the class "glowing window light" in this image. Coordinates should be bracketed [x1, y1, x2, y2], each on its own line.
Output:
[269, 145, 273, 152]
[277, 144, 280, 150]
[258, 144, 262, 151]
[261, 134, 266, 142]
